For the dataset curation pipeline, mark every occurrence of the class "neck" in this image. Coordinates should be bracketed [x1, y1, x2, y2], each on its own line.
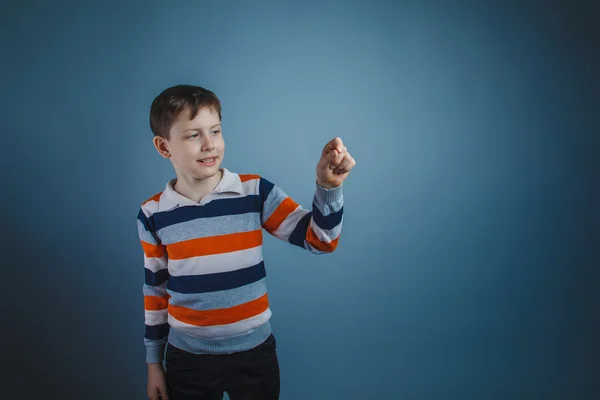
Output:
[174, 169, 223, 203]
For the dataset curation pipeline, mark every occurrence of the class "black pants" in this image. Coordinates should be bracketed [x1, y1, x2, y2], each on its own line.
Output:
[165, 334, 280, 400]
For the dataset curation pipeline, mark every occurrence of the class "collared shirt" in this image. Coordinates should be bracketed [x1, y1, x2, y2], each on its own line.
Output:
[137, 168, 344, 363]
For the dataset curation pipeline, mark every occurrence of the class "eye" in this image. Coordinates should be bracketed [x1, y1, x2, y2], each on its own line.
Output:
[211, 130, 221, 135]
[189, 133, 199, 139]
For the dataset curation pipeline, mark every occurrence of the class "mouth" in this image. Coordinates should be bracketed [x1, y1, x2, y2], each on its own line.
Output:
[197, 157, 217, 166]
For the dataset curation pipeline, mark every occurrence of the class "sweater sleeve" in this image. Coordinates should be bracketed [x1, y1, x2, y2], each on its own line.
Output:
[259, 177, 343, 254]
[137, 206, 170, 363]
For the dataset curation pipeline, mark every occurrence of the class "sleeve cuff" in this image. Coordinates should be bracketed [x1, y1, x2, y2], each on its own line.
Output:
[315, 182, 343, 204]
[146, 345, 166, 364]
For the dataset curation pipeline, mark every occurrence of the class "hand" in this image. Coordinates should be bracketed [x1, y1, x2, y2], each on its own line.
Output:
[316, 137, 356, 189]
[147, 363, 169, 400]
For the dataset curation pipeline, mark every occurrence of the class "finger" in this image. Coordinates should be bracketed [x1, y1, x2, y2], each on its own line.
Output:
[317, 149, 336, 171]
[333, 153, 354, 174]
[328, 149, 344, 169]
[159, 385, 169, 400]
[318, 148, 344, 171]
[337, 156, 356, 174]
[321, 137, 344, 158]
[333, 153, 352, 174]
[332, 156, 349, 174]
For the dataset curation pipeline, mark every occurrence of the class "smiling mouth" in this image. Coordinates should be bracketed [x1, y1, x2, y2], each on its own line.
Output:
[198, 157, 217, 164]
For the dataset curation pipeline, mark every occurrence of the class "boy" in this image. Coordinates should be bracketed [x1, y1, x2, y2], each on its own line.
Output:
[137, 85, 356, 400]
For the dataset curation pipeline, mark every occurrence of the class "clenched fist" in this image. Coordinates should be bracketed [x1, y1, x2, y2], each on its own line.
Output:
[316, 137, 356, 189]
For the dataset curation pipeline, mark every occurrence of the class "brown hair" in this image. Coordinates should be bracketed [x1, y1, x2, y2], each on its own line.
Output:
[150, 85, 222, 140]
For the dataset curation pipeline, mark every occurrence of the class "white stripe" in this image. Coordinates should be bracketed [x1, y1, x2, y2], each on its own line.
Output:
[142, 199, 160, 215]
[272, 205, 310, 240]
[168, 308, 272, 339]
[241, 178, 260, 196]
[168, 246, 263, 277]
[309, 217, 343, 244]
[145, 309, 168, 326]
[144, 255, 168, 273]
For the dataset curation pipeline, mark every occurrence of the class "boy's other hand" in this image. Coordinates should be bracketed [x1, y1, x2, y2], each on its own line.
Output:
[147, 363, 169, 400]
[316, 137, 356, 189]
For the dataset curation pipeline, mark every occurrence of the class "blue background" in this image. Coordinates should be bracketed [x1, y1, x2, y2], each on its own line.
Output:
[2, 0, 598, 399]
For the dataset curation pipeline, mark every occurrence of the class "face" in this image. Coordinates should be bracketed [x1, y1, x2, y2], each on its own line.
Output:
[154, 107, 224, 181]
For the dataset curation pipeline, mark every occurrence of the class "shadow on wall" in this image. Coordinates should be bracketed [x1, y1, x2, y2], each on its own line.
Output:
[4, 210, 141, 400]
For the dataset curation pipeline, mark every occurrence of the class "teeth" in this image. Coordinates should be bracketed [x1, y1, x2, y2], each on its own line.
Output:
[200, 158, 214, 163]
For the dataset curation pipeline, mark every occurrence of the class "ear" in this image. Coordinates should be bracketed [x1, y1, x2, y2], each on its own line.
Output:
[153, 136, 171, 159]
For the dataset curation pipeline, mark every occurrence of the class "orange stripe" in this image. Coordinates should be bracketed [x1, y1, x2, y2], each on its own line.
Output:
[144, 295, 169, 310]
[141, 241, 165, 258]
[143, 192, 162, 205]
[167, 230, 262, 260]
[239, 174, 260, 182]
[263, 197, 298, 233]
[169, 293, 269, 326]
[306, 225, 339, 252]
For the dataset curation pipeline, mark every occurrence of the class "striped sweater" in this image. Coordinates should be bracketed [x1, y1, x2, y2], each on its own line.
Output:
[137, 167, 344, 363]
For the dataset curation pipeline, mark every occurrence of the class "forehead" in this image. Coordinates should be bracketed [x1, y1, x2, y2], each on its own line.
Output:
[172, 107, 220, 131]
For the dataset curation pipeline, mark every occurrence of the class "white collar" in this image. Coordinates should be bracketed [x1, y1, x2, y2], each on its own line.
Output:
[157, 167, 243, 211]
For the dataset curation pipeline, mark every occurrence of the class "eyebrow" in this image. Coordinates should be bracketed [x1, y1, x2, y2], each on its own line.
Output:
[183, 124, 221, 132]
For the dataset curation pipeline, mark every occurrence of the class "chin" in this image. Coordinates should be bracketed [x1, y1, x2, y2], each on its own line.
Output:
[193, 162, 222, 178]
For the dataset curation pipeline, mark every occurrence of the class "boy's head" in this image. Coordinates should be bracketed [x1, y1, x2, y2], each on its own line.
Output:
[150, 85, 224, 182]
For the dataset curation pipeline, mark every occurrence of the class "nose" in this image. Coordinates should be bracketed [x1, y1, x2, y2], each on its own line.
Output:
[200, 134, 215, 152]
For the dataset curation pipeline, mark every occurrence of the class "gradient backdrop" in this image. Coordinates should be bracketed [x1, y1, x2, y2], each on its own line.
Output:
[2, 0, 598, 399]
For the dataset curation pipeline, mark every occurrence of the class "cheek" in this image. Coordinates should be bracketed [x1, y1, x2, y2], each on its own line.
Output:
[181, 143, 200, 157]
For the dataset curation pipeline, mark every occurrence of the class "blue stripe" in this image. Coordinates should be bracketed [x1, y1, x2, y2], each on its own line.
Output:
[145, 268, 169, 286]
[138, 209, 152, 232]
[167, 278, 267, 310]
[143, 282, 167, 297]
[168, 262, 266, 294]
[259, 177, 275, 224]
[158, 212, 261, 244]
[168, 321, 272, 355]
[312, 202, 343, 230]
[262, 185, 287, 224]
[153, 195, 261, 231]
[259, 177, 275, 202]
[145, 323, 170, 340]
[138, 221, 159, 245]
[288, 212, 312, 249]
[259, 177, 277, 225]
